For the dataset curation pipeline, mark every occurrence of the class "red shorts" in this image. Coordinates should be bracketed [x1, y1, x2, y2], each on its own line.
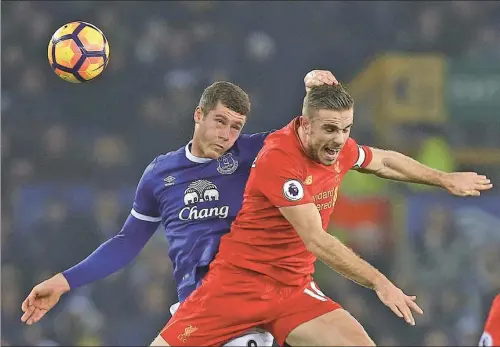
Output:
[160, 259, 341, 346]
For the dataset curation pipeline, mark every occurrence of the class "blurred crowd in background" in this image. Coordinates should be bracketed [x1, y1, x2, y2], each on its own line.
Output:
[2, 1, 500, 346]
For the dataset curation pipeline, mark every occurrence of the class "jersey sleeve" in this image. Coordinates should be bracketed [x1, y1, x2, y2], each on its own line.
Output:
[131, 158, 161, 222]
[252, 148, 313, 207]
[62, 215, 158, 289]
[343, 137, 373, 169]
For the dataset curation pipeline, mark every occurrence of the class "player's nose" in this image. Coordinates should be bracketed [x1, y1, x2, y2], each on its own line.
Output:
[331, 132, 347, 146]
[329, 137, 343, 148]
[218, 126, 230, 141]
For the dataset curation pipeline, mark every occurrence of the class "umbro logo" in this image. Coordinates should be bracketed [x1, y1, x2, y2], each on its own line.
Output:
[164, 176, 176, 187]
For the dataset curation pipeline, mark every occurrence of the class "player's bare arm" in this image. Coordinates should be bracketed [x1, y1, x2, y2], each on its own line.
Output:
[279, 203, 380, 289]
[303, 72, 492, 196]
[359, 147, 493, 196]
[279, 203, 423, 326]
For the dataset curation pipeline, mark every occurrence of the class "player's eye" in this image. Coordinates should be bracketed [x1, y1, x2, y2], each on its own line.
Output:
[231, 125, 241, 131]
[342, 128, 350, 133]
[216, 119, 225, 125]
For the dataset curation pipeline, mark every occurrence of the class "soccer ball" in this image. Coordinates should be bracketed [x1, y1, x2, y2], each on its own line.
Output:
[48, 21, 110, 83]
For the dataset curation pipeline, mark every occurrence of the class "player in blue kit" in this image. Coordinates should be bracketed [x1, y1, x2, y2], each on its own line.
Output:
[20, 70, 338, 346]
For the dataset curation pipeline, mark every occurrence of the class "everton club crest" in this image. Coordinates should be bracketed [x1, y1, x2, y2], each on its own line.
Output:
[217, 153, 238, 174]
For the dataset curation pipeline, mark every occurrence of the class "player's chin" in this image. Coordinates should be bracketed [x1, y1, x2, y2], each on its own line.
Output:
[321, 159, 336, 166]
[206, 146, 226, 159]
[205, 151, 221, 159]
[320, 151, 338, 166]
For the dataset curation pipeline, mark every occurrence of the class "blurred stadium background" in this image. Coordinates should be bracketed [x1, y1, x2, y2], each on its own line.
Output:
[2, 1, 500, 345]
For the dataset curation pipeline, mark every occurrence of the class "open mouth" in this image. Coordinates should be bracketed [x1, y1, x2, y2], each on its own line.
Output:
[323, 146, 340, 160]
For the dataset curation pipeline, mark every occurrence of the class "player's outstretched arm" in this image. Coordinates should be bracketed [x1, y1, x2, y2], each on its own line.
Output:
[358, 147, 493, 196]
[21, 215, 159, 325]
[21, 158, 162, 325]
[279, 203, 423, 326]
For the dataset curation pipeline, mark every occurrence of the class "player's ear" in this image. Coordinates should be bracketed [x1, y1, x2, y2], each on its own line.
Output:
[194, 106, 204, 124]
[299, 116, 311, 134]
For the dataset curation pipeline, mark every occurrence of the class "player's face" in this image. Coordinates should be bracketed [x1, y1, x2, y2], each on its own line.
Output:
[193, 102, 246, 159]
[301, 108, 354, 166]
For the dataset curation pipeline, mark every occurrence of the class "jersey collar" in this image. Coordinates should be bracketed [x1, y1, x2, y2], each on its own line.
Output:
[293, 117, 309, 155]
[185, 141, 212, 163]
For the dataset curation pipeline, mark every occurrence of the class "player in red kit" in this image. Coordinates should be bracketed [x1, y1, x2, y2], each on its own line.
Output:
[480, 294, 500, 346]
[152, 83, 493, 346]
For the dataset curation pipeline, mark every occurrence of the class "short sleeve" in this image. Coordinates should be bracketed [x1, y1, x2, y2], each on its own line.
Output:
[131, 158, 161, 222]
[343, 138, 373, 169]
[252, 148, 313, 207]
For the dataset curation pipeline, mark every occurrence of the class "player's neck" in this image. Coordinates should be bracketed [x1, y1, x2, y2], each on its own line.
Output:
[297, 125, 309, 153]
[190, 140, 205, 158]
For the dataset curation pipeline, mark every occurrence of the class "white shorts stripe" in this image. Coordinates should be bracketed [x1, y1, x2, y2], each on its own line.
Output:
[310, 281, 326, 297]
[130, 209, 162, 222]
[304, 288, 327, 301]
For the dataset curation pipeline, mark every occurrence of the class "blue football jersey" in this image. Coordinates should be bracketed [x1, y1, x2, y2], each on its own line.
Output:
[131, 132, 269, 301]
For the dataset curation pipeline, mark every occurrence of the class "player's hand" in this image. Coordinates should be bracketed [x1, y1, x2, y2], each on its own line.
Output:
[21, 273, 70, 325]
[441, 172, 493, 196]
[373, 276, 423, 326]
[304, 70, 339, 93]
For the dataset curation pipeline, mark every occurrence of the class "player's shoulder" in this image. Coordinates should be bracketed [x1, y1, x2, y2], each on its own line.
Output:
[338, 137, 361, 162]
[264, 117, 299, 144]
[238, 131, 273, 143]
[229, 131, 273, 161]
[155, 146, 185, 165]
[344, 137, 359, 150]
[142, 146, 186, 177]
[235, 131, 272, 151]
[256, 138, 303, 170]
[253, 121, 303, 165]
[263, 124, 301, 155]
[491, 293, 500, 311]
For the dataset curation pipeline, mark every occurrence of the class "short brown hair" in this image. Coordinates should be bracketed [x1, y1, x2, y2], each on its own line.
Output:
[199, 81, 251, 116]
[303, 84, 354, 117]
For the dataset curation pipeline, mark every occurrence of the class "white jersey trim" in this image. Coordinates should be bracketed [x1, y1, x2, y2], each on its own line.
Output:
[353, 145, 366, 168]
[170, 302, 180, 316]
[479, 332, 493, 346]
[131, 209, 162, 222]
[185, 141, 212, 163]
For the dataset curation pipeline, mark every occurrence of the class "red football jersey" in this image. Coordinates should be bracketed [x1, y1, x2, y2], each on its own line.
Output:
[480, 294, 500, 346]
[217, 117, 372, 286]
